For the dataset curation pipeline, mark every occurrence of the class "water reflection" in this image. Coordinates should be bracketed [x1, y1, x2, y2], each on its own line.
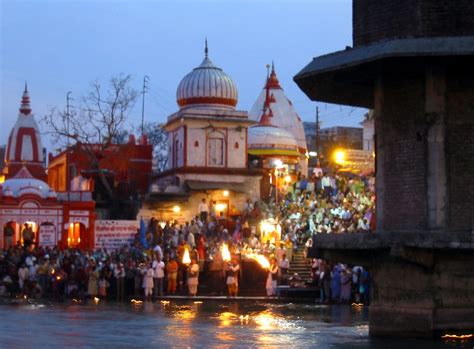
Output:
[0, 301, 461, 348]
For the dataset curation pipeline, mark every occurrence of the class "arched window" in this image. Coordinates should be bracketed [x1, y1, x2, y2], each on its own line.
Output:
[194, 141, 199, 147]
[207, 130, 226, 167]
[234, 142, 239, 149]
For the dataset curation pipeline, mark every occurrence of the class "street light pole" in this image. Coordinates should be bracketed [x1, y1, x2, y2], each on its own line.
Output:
[315, 105, 320, 155]
[141, 75, 149, 135]
[66, 91, 73, 147]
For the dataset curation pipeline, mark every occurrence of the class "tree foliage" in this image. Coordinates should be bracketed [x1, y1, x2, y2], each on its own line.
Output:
[139, 122, 168, 173]
[41, 74, 139, 199]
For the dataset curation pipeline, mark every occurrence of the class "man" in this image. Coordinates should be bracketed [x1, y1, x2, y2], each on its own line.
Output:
[321, 173, 332, 199]
[3, 223, 15, 249]
[226, 257, 240, 297]
[166, 258, 178, 294]
[22, 224, 34, 250]
[152, 255, 165, 297]
[198, 198, 209, 223]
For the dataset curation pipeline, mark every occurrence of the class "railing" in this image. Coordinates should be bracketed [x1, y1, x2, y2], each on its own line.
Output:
[57, 191, 93, 202]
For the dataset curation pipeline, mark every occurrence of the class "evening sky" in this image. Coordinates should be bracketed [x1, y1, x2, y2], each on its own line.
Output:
[1, 0, 365, 150]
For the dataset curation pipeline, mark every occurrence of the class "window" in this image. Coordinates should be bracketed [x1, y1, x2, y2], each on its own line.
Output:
[194, 141, 199, 147]
[208, 138, 224, 166]
[234, 142, 239, 149]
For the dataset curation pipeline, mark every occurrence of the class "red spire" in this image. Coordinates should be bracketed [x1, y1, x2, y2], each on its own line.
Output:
[258, 107, 274, 126]
[265, 61, 281, 89]
[19, 82, 32, 115]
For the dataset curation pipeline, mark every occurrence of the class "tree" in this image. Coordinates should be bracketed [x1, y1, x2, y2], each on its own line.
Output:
[139, 122, 168, 173]
[42, 74, 139, 201]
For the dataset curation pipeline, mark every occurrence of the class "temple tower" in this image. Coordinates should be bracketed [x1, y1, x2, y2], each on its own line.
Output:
[4, 84, 46, 181]
[295, 0, 474, 337]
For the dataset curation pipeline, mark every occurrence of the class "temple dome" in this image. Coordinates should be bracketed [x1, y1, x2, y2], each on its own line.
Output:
[248, 108, 300, 157]
[176, 42, 238, 109]
[2, 166, 53, 199]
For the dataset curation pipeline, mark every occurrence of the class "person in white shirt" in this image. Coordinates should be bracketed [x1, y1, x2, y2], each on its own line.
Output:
[18, 264, 29, 292]
[321, 173, 332, 198]
[187, 231, 195, 249]
[152, 256, 165, 297]
[153, 244, 163, 259]
[114, 263, 126, 302]
[198, 198, 209, 222]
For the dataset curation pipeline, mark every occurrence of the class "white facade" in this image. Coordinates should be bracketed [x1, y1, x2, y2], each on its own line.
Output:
[361, 110, 375, 152]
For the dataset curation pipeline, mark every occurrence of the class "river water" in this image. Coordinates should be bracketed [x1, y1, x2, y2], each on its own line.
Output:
[0, 300, 469, 348]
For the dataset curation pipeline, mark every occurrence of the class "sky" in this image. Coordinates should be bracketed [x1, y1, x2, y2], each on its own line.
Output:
[1, 0, 366, 151]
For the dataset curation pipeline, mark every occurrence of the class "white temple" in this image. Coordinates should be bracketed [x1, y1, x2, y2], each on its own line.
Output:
[143, 43, 261, 222]
[249, 63, 308, 175]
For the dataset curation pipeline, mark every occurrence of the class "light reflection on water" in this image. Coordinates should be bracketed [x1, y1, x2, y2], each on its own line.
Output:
[0, 301, 464, 348]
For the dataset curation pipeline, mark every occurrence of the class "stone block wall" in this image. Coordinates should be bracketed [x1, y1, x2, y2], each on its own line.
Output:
[445, 68, 474, 231]
[375, 69, 428, 231]
[353, 0, 474, 47]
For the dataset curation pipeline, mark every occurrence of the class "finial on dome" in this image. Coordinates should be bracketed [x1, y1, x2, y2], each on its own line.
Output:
[205, 38, 208, 58]
[265, 61, 281, 89]
[19, 82, 32, 115]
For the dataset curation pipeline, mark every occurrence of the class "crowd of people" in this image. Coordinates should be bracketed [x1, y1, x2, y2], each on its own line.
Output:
[0, 171, 374, 305]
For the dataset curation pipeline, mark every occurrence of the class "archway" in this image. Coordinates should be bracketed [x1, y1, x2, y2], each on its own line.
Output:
[67, 222, 87, 249]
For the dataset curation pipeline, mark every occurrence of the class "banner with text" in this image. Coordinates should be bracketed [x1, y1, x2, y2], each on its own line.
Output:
[39, 225, 57, 248]
[94, 220, 139, 250]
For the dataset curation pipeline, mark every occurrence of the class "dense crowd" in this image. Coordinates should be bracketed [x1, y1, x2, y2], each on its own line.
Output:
[0, 172, 373, 304]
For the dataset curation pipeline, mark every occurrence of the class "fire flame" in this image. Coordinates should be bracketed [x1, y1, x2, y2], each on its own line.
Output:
[182, 248, 191, 265]
[246, 253, 270, 269]
[222, 243, 231, 262]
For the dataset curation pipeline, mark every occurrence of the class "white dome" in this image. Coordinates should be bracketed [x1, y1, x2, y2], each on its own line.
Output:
[1, 166, 54, 199]
[3, 178, 52, 199]
[176, 55, 238, 109]
[248, 125, 299, 155]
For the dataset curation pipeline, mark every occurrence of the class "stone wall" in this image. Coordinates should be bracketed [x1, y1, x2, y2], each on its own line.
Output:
[353, 0, 474, 47]
[375, 69, 428, 231]
[446, 68, 474, 231]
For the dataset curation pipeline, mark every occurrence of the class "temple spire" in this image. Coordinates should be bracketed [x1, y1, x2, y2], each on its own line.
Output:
[19, 82, 32, 115]
[205, 38, 208, 58]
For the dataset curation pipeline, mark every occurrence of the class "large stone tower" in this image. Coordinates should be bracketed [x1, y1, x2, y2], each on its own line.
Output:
[294, 0, 474, 338]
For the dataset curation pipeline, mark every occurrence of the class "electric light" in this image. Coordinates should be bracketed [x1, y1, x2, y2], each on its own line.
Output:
[308, 151, 317, 157]
[173, 205, 181, 213]
[274, 159, 283, 168]
[334, 150, 346, 164]
[223, 190, 229, 197]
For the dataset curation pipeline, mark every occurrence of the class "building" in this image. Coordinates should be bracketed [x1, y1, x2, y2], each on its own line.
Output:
[360, 110, 374, 152]
[294, 0, 474, 337]
[249, 63, 308, 176]
[1, 86, 95, 249]
[141, 44, 262, 222]
[47, 136, 152, 219]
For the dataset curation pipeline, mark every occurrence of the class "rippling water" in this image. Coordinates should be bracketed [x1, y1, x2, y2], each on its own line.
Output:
[0, 300, 468, 348]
